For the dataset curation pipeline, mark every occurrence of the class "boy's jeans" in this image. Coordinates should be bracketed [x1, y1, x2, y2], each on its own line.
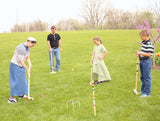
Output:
[49, 48, 60, 71]
[140, 58, 152, 95]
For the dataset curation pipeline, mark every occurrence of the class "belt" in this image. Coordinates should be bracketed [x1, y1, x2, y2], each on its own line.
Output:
[52, 47, 58, 49]
[139, 57, 150, 60]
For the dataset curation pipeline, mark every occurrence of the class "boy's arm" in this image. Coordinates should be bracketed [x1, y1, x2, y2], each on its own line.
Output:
[59, 40, 63, 52]
[47, 41, 52, 53]
[136, 51, 151, 57]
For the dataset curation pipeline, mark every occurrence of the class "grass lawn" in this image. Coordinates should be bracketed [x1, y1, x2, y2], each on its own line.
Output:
[0, 30, 160, 121]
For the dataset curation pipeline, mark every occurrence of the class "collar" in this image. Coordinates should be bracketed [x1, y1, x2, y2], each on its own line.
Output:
[51, 33, 56, 35]
[23, 43, 28, 51]
[142, 39, 150, 44]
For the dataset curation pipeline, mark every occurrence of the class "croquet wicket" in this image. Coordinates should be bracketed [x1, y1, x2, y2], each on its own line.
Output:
[66, 100, 80, 113]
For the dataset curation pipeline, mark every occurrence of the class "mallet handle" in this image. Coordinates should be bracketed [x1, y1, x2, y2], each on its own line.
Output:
[28, 68, 30, 97]
[91, 54, 96, 116]
[50, 52, 53, 72]
[135, 57, 139, 90]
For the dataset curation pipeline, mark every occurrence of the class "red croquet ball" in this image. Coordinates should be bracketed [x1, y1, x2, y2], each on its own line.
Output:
[40, 95, 44, 97]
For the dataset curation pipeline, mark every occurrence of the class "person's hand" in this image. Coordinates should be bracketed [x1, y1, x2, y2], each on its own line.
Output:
[29, 63, 32, 69]
[50, 48, 52, 53]
[90, 60, 93, 65]
[136, 51, 140, 57]
[98, 57, 103, 60]
[60, 48, 63, 52]
[26, 68, 30, 74]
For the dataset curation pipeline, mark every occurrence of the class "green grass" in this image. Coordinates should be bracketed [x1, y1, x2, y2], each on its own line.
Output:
[0, 30, 160, 121]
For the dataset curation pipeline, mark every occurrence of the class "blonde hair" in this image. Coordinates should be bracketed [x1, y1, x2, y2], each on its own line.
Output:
[93, 36, 102, 44]
[139, 29, 150, 37]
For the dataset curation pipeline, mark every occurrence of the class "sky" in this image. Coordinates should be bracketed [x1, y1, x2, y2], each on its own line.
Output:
[0, 0, 152, 33]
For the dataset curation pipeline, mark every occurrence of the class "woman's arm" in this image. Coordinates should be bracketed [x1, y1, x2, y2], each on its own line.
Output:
[26, 56, 32, 68]
[20, 60, 30, 74]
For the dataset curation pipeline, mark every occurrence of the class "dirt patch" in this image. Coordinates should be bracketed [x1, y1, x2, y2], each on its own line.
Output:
[152, 65, 160, 71]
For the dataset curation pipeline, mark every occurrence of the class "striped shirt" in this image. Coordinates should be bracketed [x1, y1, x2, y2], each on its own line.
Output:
[140, 39, 154, 59]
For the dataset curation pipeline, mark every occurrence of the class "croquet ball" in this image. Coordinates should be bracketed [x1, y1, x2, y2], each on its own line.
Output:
[65, 84, 68, 87]
[40, 95, 44, 97]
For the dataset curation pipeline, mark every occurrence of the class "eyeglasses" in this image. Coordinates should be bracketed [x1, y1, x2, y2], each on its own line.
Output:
[31, 41, 37, 44]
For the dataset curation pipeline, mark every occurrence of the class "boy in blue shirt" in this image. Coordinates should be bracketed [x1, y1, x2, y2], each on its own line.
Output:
[136, 30, 154, 97]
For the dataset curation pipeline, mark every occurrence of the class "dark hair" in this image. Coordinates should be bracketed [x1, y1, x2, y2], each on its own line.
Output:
[139, 29, 149, 37]
[50, 26, 56, 30]
[27, 40, 37, 44]
[93, 36, 102, 44]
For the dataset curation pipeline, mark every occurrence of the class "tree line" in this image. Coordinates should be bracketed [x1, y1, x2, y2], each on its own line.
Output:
[10, 19, 48, 32]
[10, 0, 160, 32]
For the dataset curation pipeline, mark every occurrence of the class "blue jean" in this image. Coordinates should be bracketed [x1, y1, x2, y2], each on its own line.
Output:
[49, 48, 60, 71]
[140, 58, 152, 95]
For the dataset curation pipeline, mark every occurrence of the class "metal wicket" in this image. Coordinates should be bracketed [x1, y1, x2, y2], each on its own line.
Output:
[66, 100, 80, 113]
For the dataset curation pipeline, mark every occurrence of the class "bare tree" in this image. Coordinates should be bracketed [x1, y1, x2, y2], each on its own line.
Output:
[10, 20, 48, 32]
[104, 9, 120, 29]
[153, 0, 160, 20]
[119, 10, 134, 29]
[81, 0, 108, 29]
[56, 19, 83, 31]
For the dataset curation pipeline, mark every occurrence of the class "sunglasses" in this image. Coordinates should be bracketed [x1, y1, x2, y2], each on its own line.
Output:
[31, 41, 37, 44]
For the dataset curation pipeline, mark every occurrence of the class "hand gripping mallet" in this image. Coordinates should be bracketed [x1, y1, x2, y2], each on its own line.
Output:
[91, 54, 96, 116]
[133, 57, 139, 95]
[24, 67, 34, 100]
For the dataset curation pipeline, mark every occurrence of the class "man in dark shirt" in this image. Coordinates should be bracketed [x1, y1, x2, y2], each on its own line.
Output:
[47, 26, 62, 73]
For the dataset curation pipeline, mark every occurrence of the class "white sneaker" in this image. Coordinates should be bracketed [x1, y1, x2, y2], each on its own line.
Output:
[50, 70, 56, 74]
[56, 69, 61, 72]
[8, 98, 17, 103]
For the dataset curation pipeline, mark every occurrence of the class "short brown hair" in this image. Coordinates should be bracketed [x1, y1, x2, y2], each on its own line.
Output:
[93, 36, 102, 44]
[50, 26, 56, 29]
[139, 29, 150, 37]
